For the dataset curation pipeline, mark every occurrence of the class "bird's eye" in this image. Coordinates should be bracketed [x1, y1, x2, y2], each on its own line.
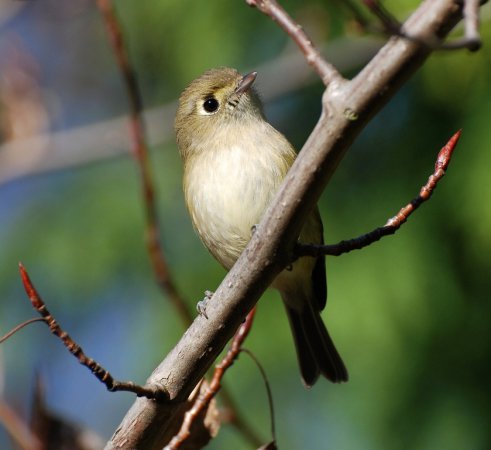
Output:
[203, 97, 219, 113]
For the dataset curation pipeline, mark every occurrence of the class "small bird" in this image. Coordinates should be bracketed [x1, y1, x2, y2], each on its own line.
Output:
[175, 67, 348, 386]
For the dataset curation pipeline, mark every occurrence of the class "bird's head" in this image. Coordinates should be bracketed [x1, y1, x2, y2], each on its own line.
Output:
[175, 67, 263, 160]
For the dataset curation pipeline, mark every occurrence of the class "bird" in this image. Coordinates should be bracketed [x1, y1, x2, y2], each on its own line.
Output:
[174, 67, 348, 386]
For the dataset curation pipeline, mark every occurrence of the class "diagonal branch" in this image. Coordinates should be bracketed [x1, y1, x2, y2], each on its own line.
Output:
[105, 2, 471, 448]
[296, 130, 461, 258]
[18, 263, 168, 401]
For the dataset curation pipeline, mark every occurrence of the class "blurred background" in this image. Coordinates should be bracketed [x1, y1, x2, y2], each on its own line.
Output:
[0, 0, 490, 449]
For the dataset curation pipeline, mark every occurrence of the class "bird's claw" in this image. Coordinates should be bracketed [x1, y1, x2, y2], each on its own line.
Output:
[197, 290, 214, 319]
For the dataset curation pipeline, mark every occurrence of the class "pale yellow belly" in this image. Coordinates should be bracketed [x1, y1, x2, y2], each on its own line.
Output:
[184, 145, 283, 269]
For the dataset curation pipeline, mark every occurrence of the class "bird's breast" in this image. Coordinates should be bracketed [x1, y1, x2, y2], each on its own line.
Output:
[184, 141, 292, 269]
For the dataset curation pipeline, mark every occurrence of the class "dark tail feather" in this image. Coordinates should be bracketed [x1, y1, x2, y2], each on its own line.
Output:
[284, 303, 348, 387]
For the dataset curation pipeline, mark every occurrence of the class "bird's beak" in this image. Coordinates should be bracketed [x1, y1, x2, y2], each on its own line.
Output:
[235, 71, 257, 95]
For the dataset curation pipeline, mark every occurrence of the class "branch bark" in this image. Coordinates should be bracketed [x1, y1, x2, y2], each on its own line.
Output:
[106, 1, 466, 448]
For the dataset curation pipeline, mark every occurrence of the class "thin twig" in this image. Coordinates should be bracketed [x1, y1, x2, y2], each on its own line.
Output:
[18, 263, 168, 401]
[362, 0, 402, 35]
[363, 0, 483, 51]
[95, 0, 193, 326]
[463, 0, 482, 48]
[296, 130, 461, 258]
[241, 348, 276, 445]
[361, 1, 436, 47]
[0, 317, 47, 344]
[246, 0, 343, 86]
[165, 309, 257, 450]
[441, 0, 482, 50]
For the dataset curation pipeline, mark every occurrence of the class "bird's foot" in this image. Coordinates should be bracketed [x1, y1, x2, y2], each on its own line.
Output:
[197, 290, 214, 319]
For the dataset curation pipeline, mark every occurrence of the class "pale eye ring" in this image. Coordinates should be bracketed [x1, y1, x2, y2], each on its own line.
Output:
[203, 97, 219, 113]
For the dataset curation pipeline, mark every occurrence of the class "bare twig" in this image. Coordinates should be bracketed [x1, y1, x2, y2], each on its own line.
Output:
[462, 0, 482, 49]
[441, 0, 482, 50]
[363, 0, 483, 51]
[165, 309, 257, 449]
[18, 263, 168, 401]
[241, 348, 276, 446]
[296, 130, 461, 258]
[246, 0, 344, 86]
[362, 0, 402, 35]
[95, 0, 193, 326]
[0, 317, 46, 344]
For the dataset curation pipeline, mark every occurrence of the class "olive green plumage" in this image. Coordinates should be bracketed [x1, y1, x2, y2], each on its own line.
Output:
[175, 67, 347, 386]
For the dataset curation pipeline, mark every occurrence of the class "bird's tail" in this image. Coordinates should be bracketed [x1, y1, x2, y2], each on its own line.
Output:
[283, 299, 348, 387]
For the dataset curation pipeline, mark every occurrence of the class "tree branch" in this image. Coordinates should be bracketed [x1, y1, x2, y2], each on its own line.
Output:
[363, 0, 484, 51]
[246, 0, 343, 85]
[296, 129, 461, 258]
[18, 263, 168, 401]
[441, 0, 483, 50]
[105, 1, 469, 448]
